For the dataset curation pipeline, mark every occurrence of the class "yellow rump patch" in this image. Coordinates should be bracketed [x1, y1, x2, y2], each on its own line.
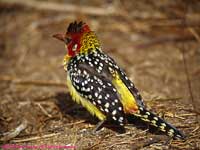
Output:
[112, 72, 138, 114]
[66, 74, 106, 121]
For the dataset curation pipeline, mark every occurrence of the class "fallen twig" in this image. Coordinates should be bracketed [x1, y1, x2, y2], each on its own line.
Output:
[0, 75, 66, 87]
[149, 97, 182, 102]
[36, 103, 52, 118]
[180, 47, 199, 123]
[29, 15, 75, 30]
[188, 27, 200, 43]
[0, 120, 28, 142]
[0, 0, 122, 17]
[134, 35, 195, 49]
[149, 19, 200, 28]
[165, 113, 196, 120]
[191, 126, 199, 133]
[11, 133, 61, 143]
[179, 108, 200, 115]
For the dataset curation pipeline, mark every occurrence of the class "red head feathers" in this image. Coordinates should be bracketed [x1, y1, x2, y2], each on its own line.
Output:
[53, 21, 91, 57]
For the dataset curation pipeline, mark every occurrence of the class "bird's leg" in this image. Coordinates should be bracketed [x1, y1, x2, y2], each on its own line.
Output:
[92, 120, 106, 134]
[164, 137, 173, 145]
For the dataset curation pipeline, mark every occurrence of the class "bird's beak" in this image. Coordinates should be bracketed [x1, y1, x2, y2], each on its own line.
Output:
[53, 33, 71, 45]
[52, 33, 66, 42]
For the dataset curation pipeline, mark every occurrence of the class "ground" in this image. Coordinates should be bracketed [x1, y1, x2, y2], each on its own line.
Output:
[0, 0, 200, 149]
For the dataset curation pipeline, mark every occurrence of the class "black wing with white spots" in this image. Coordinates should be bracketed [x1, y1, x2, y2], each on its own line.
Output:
[94, 51, 145, 107]
[67, 52, 126, 125]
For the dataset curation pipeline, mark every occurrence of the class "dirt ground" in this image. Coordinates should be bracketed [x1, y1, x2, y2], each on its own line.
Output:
[0, 0, 200, 149]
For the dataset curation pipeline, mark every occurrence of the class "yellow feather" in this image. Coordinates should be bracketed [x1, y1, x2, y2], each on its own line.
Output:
[66, 74, 106, 121]
[112, 72, 138, 113]
[80, 32, 100, 54]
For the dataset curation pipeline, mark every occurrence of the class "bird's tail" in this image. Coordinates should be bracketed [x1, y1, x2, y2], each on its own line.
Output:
[131, 107, 186, 139]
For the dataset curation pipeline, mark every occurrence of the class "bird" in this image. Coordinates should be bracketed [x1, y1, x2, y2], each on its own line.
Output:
[53, 21, 185, 139]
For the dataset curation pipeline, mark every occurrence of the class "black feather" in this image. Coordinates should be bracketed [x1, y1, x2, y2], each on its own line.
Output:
[67, 21, 85, 33]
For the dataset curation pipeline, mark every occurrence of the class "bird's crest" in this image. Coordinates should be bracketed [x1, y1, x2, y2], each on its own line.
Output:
[67, 21, 90, 34]
[67, 21, 84, 33]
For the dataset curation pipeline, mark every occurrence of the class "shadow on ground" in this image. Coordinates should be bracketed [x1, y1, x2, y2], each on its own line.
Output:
[54, 92, 171, 137]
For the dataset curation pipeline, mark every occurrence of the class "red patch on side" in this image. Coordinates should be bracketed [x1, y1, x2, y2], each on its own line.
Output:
[124, 105, 139, 114]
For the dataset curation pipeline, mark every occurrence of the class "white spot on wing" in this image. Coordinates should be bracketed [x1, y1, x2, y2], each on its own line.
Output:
[105, 103, 110, 108]
[112, 110, 117, 115]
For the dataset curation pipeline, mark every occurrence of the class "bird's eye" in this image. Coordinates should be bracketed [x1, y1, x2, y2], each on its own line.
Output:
[72, 44, 78, 51]
[64, 38, 71, 44]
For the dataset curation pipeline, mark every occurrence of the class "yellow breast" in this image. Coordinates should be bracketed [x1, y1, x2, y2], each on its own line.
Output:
[66, 74, 106, 121]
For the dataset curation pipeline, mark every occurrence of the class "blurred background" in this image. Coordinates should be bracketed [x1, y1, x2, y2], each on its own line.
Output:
[0, 0, 200, 149]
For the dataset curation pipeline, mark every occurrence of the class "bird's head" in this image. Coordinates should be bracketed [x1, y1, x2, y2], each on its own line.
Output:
[53, 21, 100, 58]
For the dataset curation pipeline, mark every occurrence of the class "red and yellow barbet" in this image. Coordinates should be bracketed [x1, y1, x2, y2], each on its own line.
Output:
[53, 21, 185, 139]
